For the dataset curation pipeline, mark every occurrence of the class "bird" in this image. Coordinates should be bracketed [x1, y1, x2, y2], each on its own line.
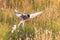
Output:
[14, 8, 48, 27]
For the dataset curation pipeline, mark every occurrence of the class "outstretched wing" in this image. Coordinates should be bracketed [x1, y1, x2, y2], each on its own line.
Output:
[14, 9, 22, 17]
[30, 8, 50, 18]
[30, 11, 44, 18]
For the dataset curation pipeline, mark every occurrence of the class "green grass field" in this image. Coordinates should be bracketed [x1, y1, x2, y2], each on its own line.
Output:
[0, 0, 60, 40]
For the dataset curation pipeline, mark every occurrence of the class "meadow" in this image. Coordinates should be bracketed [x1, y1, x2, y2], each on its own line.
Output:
[0, 0, 60, 40]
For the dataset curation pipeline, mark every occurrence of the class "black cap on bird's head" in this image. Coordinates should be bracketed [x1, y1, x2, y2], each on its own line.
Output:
[26, 14, 30, 18]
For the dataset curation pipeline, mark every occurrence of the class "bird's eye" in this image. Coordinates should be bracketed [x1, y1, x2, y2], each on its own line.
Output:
[27, 14, 30, 17]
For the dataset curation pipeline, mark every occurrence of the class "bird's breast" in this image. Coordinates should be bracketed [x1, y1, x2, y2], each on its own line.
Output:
[20, 15, 30, 20]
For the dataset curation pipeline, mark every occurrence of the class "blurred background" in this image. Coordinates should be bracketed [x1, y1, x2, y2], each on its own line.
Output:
[0, 0, 60, 40]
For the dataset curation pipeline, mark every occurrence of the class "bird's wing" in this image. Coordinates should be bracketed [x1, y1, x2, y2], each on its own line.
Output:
[14, 9, 22, 17]
[30, 8, 50, 18]
[30, 11, 44, 18]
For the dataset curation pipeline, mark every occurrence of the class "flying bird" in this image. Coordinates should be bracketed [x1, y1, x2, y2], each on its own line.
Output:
[11, 9, 49, 33]
[14, 9, 48, 27]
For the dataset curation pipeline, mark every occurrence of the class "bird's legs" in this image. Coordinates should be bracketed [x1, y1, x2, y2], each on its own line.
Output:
[11, 20, 25, 33]
[22, 20, 25, 27]
[18, 21, 23, 32]
[18, 20, 25, 32]
[18, 20, 24, 27]
[18, 20, 25, 27]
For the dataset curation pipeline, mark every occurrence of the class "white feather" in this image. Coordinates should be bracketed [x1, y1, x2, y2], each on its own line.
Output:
[30, 11, 44, 18]
[11, 25, 16, 33]
[15, 14, 21, 17]
[14, 9, 18, 12]
[14, 9, 22, 17]
[30, 8, 50, 18]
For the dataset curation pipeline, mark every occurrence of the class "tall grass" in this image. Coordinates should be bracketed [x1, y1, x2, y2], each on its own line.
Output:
[0, 0, 60, 40]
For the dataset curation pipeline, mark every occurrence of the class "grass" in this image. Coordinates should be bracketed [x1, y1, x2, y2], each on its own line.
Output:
[0, 0, 60, 40]
[0, 9, 60, 40]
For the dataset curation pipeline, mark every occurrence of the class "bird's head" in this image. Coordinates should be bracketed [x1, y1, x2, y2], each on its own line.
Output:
[26, 14, 30, 18]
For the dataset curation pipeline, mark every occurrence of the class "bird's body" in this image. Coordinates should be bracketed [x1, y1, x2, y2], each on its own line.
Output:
[14, 10, 44, 21]
[11, 9, 49, 33]
[14, 10, 30, 20]
[14, 9, 48, 27]
[20, 14, 30, 20]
